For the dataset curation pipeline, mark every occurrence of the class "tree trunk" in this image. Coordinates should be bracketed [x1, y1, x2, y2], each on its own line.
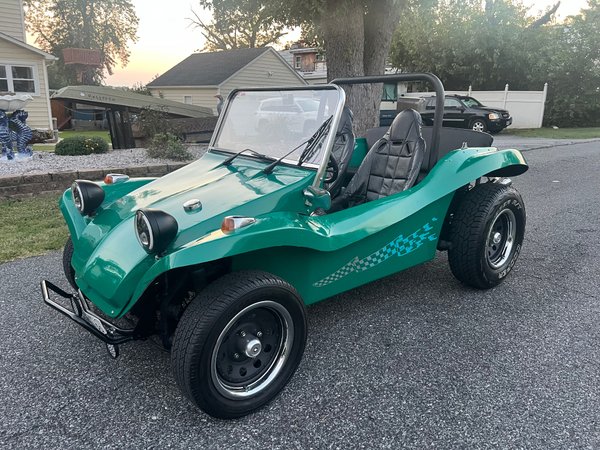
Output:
[322, 0, 404, 136]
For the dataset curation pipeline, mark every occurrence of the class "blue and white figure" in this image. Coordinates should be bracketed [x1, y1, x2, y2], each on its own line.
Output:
[10, 109, 33, 158]
[0, 110, 14, 160]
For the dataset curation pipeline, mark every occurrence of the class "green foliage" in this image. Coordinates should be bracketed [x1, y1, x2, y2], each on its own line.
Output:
[137, 106, 177, 139]
[146, 133, 192, 161]
[55, 136, 109, 155]
[24, 0, 139, 87]
[128, 82, 153, 96]
[389, 0, 600, 127]
[189, 0, 288, 50]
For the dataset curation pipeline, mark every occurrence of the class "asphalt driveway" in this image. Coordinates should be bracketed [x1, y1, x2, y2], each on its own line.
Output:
[1, 141, 599, 449]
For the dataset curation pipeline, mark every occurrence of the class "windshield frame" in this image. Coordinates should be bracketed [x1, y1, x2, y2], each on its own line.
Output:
[209, 85, 346, 188]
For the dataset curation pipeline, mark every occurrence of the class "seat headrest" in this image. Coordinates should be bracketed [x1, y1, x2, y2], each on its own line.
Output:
[336, 106, 354, 135]
[389, 109, 423, 142]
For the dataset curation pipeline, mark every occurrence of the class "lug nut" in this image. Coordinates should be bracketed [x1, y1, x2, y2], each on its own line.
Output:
[256, 331, 263, 338]
[240, 331, 246, 337]
[234, 353, 240, 359]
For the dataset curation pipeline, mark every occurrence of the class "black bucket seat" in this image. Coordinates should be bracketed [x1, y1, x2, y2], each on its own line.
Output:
[326, 106, 355, 198]
[331, 109, 425, 210]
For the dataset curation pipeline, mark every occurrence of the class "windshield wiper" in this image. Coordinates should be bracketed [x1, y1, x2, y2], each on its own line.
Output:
[221, 148, 276, 166]
[263, 115, 333, 175]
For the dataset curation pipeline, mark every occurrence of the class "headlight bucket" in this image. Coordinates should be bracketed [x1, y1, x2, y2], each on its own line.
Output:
[488, 113, 501, 120]
[135, 209, 178, 254]
[71, 180, 105, 216]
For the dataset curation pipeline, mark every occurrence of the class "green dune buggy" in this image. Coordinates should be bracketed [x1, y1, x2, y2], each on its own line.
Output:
[41, 74, 528, 419]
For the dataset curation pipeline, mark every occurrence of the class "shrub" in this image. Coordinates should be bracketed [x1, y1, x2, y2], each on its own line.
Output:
[55, 136, 109, 156]
[146, 132, 191, 161]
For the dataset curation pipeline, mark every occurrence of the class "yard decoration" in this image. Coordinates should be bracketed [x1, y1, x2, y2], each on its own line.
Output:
[0, 110, 13, 160]
[10, 110, 33, 158]
[41, 73, 528, 419]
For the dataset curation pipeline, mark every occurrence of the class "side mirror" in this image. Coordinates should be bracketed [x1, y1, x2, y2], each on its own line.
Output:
[303, 185, 331, 211]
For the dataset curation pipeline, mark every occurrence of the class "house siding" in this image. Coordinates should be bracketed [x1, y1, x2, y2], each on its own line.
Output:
[219, 50, 306, 99]
[0, 0, 25, 41]
[148, 87, 219, 114]
[0, 39, 52, 129]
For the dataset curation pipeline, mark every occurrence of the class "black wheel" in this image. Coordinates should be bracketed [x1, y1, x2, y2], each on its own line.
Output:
[62, 237, 77, 290]
[171, 270, 307, 419]
[448, 183, 525, 289]
[471, 119, 488, 133]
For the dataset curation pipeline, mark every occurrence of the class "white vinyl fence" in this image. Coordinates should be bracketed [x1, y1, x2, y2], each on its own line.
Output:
[383, 83, 549, 129]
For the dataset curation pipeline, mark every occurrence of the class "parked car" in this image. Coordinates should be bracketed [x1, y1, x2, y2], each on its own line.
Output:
[41, 74, 528, 419]
[256, 96, 320, 135]
[420, 95, 512, 133]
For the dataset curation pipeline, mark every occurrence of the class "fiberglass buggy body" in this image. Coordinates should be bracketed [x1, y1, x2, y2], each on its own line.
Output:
[41, 74, 528, 418]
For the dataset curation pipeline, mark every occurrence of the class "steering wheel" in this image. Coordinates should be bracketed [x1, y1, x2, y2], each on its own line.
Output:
[324, 154, 339, 184]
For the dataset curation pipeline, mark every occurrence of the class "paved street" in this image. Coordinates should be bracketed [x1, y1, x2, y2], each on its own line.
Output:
[1, 141, 599, 449]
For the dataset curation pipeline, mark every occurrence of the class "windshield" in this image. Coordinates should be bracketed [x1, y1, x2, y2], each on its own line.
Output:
[213, 88, 342, 166]
[462, 97, 484, 108]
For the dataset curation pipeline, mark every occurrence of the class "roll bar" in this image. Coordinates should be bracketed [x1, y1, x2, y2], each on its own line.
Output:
[331, 73, 445, 171]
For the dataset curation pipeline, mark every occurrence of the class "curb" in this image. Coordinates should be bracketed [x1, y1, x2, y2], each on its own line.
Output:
[0, 162, 188, 199]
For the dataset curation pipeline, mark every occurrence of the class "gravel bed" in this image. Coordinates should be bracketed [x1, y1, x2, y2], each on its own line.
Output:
[0, 145, 208, 176]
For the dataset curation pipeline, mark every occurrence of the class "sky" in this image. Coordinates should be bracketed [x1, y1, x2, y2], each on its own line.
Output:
[102, 0, 591, 87]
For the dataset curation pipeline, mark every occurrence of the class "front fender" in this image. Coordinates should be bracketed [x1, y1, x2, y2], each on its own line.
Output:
[60, 177, 157, 242]
[125, 147, 527, 313]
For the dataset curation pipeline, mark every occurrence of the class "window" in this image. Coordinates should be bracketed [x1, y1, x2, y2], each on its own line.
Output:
[183, 95, 193, 104]
[294, 56, 301, 69]
[444, 98, 463, 109]
[0, 64, 37, 94]
[381, 83, 397, 101]
[0, 66, 8, 92]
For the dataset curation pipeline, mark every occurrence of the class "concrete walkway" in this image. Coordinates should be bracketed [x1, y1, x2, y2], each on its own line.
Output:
[493, 134, 600, 151]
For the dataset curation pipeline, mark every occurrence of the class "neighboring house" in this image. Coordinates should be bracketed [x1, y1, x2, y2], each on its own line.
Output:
[0, 0, 56, 129]
[280, 44, 328, 85]
[147, 47, 307, 114]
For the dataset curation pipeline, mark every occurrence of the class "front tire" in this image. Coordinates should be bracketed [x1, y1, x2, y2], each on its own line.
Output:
[62, 237, 77, 290]
[448, 183, 525, 289]
[471, 118, 488, 133]
[171, 271, 307, 419]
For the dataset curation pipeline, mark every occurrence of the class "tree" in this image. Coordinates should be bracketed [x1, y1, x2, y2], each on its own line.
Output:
[277, 0, 407, 135]
[24, 0, 139, 87]
[389, 0, 600, 126]
[189, 0, 288, 51]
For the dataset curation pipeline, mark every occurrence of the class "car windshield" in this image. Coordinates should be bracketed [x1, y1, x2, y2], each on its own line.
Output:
[462, 97, 484, 108]
[212, 88, 342, 166]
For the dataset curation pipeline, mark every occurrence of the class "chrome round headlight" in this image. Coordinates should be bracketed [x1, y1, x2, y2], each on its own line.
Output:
[134, 209, 178, 254]
[71, 180, 105, 216]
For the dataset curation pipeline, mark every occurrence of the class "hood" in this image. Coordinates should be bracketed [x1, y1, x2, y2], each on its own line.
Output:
[477, 106, 509, 114]
[71, 151, 314, 314]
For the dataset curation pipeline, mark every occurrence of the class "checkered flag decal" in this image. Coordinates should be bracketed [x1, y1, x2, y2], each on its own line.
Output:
[313, 218, 439, 287]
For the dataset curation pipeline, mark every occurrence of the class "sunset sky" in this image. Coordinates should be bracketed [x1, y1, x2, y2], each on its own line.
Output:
[97, 0, 591, 87]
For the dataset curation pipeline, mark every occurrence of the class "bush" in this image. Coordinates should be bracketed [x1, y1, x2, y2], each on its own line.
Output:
[55, 136, 109, 156]
[146, 133, 191, 161]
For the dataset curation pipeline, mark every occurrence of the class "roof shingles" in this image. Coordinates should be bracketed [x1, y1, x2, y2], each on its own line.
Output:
[147, 47, 271, 87]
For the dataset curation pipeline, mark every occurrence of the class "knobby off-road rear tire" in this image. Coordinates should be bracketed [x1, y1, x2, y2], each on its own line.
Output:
[62, 237, 77, 290]
[448, 183, 525, 289]
[171, 270, 307, 419]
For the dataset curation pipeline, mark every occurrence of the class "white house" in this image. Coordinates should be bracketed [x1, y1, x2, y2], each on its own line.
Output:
[147, 47, 307, 114]
[0, 0, 56, 129]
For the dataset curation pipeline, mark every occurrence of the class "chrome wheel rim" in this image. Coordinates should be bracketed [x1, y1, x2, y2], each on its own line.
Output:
[472, 121, 485, 132]
[210, 300, 294, 399]
[486, 208, 516, 269]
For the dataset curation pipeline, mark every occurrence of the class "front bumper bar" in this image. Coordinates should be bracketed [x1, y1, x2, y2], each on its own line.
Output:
[41, 280, 138, 356]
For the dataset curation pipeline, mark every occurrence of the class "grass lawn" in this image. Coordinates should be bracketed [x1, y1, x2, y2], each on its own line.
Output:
[502, 127, 600, 139]
[33, 130, 111, 152]
[0, 193, 68, 263]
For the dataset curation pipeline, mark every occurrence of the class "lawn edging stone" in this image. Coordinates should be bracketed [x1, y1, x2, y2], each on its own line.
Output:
[0, 163, 187, 199]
